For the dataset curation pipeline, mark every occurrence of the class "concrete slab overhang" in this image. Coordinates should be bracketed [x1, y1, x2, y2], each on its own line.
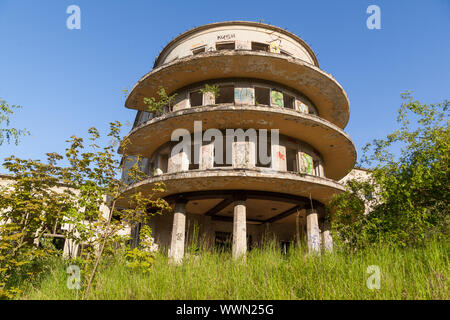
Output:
[117, 168, 345, 209]
[125, 51, 350, 128]
[120, 105, 357, 181]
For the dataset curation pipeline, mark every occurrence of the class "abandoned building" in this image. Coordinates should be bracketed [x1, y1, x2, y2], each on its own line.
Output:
[120, 21, 357, 262]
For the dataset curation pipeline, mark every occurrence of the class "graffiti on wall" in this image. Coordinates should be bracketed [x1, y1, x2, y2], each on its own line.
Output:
[217, 34, 235, 41]
[234, 87, 254, 105]
[271, 90, 284, 108]
[300, 153, 314, 175]
[296, 101, 309, 113]
[269, 41, 280, 53]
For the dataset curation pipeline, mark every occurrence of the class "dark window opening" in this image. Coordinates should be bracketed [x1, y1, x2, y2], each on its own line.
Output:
[189, 142, 200, 170]
[215, 85, 234, 104]
[159, 153, 168, 173]
[192, 46, 206, 55]
[251, 42, 269, 52]
[190, 90, 203, 107]
[214, 136, 232, 167]
[313, 160, 320, 176]
[216, 42, 235, 50]
[280, 50, 291, 56]
[215, 231, 232, 251]
[255, 87, 270, 106]
[286, 148, 298, 172]
[281, 241, 292, 255]
[283, 93, 295, 109]
[51, 237, 65, 251]
[256, 134, 272, 168]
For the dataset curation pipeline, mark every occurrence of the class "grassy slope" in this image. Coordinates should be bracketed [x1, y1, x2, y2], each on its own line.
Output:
[20, 240, 449, 300]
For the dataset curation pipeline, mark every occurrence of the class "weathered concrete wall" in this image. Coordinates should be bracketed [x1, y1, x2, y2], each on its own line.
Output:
[157, 23, 316, 66]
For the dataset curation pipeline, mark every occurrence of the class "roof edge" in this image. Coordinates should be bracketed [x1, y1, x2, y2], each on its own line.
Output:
[153, 20, 319, 68]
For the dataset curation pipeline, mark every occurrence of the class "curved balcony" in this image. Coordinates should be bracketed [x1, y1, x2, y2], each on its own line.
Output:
[117, 168, 345, 208]
[121, 105, 356, 180]
[125, 51, 350, 128]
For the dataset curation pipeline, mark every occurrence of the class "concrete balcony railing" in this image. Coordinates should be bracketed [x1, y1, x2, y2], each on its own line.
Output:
[121, 105, 356, 181]
[118, 168, 345, 208]
[125, 51, 350, 129]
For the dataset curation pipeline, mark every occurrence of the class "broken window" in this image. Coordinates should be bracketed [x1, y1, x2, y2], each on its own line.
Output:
[314, 160, 320, 176]
[286, 148, 298, 172]
[251, 42, 269, 52]
[190, 90, 203, 107]
[216, 42, 235, 50]
[256, 133, 272, 168]
[159, 152, 168, 173]
[254, 87, 270, 106]
[215, 232, 232, 251]
[215, 85, 234, 104]
[189, 142, 200, 170]
[283, 93, 295, 109]
[192, 46, 206, 55]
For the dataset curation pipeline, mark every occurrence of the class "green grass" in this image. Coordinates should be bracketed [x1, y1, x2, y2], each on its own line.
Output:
[18, 240, 449, 300]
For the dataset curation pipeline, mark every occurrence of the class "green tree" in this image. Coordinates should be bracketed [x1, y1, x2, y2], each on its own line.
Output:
[143, 87, 177, 114]
[0, 122, 171, 299]
[330, 92, 449, 249]
[0, 98, 29, 146]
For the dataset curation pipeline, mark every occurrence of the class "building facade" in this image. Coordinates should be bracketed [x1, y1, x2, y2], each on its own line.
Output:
[121, 21, 357, 262]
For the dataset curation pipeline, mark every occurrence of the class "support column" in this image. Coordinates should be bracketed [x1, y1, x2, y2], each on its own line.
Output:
[306, 208, 321, 254]
[201, 142, 214, 169]
[321, 220, 333, 252]
[232, 196, 247, 260]
[169, 200, 187, 264]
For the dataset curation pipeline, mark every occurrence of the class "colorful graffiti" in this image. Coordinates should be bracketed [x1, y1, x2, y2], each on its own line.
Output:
[296, 101, 309, 113]
[269, 42, 280, 53]
[300, 153, 314, 175]
[234, 87, 254, 105]
[271, 90, 284, 108]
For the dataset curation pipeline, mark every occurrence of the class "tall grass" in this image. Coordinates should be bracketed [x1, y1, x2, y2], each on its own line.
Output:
[19, 239, 448, 300]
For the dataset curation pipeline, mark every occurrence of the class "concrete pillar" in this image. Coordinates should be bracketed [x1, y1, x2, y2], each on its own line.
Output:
[201, 142, 214, 169]
[168, 149, 189, 173]
[169, 201, 187, 264]
[203, 91, 215, 105]
[233, 140, 247, 168]
[321, 220, 333, 252]
[306, 208, 321, 254]
[271, 143, 287, 171]
[232, 199, 247, 260]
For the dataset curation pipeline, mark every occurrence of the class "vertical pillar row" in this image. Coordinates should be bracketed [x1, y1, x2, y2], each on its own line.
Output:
[169, 201, 187, 264]
[306, 208, 321, 254]
[232, 199, 247, 260]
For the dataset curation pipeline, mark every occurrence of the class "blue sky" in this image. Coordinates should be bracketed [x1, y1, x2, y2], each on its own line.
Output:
[0, 0, 449, 171]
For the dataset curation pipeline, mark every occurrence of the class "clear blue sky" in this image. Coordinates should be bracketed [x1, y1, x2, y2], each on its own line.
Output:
[1, 0, 449, 171]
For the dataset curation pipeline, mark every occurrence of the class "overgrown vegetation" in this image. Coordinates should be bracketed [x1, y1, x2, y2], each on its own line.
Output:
[143, 87, 177, 114]
[0, 121, 170, 299]
[330, 93, 449, 249]
[200, 84, 220, 100]
[17, 239, 449, 300]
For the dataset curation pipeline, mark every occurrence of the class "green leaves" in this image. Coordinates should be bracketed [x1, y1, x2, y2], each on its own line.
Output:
[330, 93, 449, 249]
[0, 98, 29, 146]
[143, 87, 177, 114]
